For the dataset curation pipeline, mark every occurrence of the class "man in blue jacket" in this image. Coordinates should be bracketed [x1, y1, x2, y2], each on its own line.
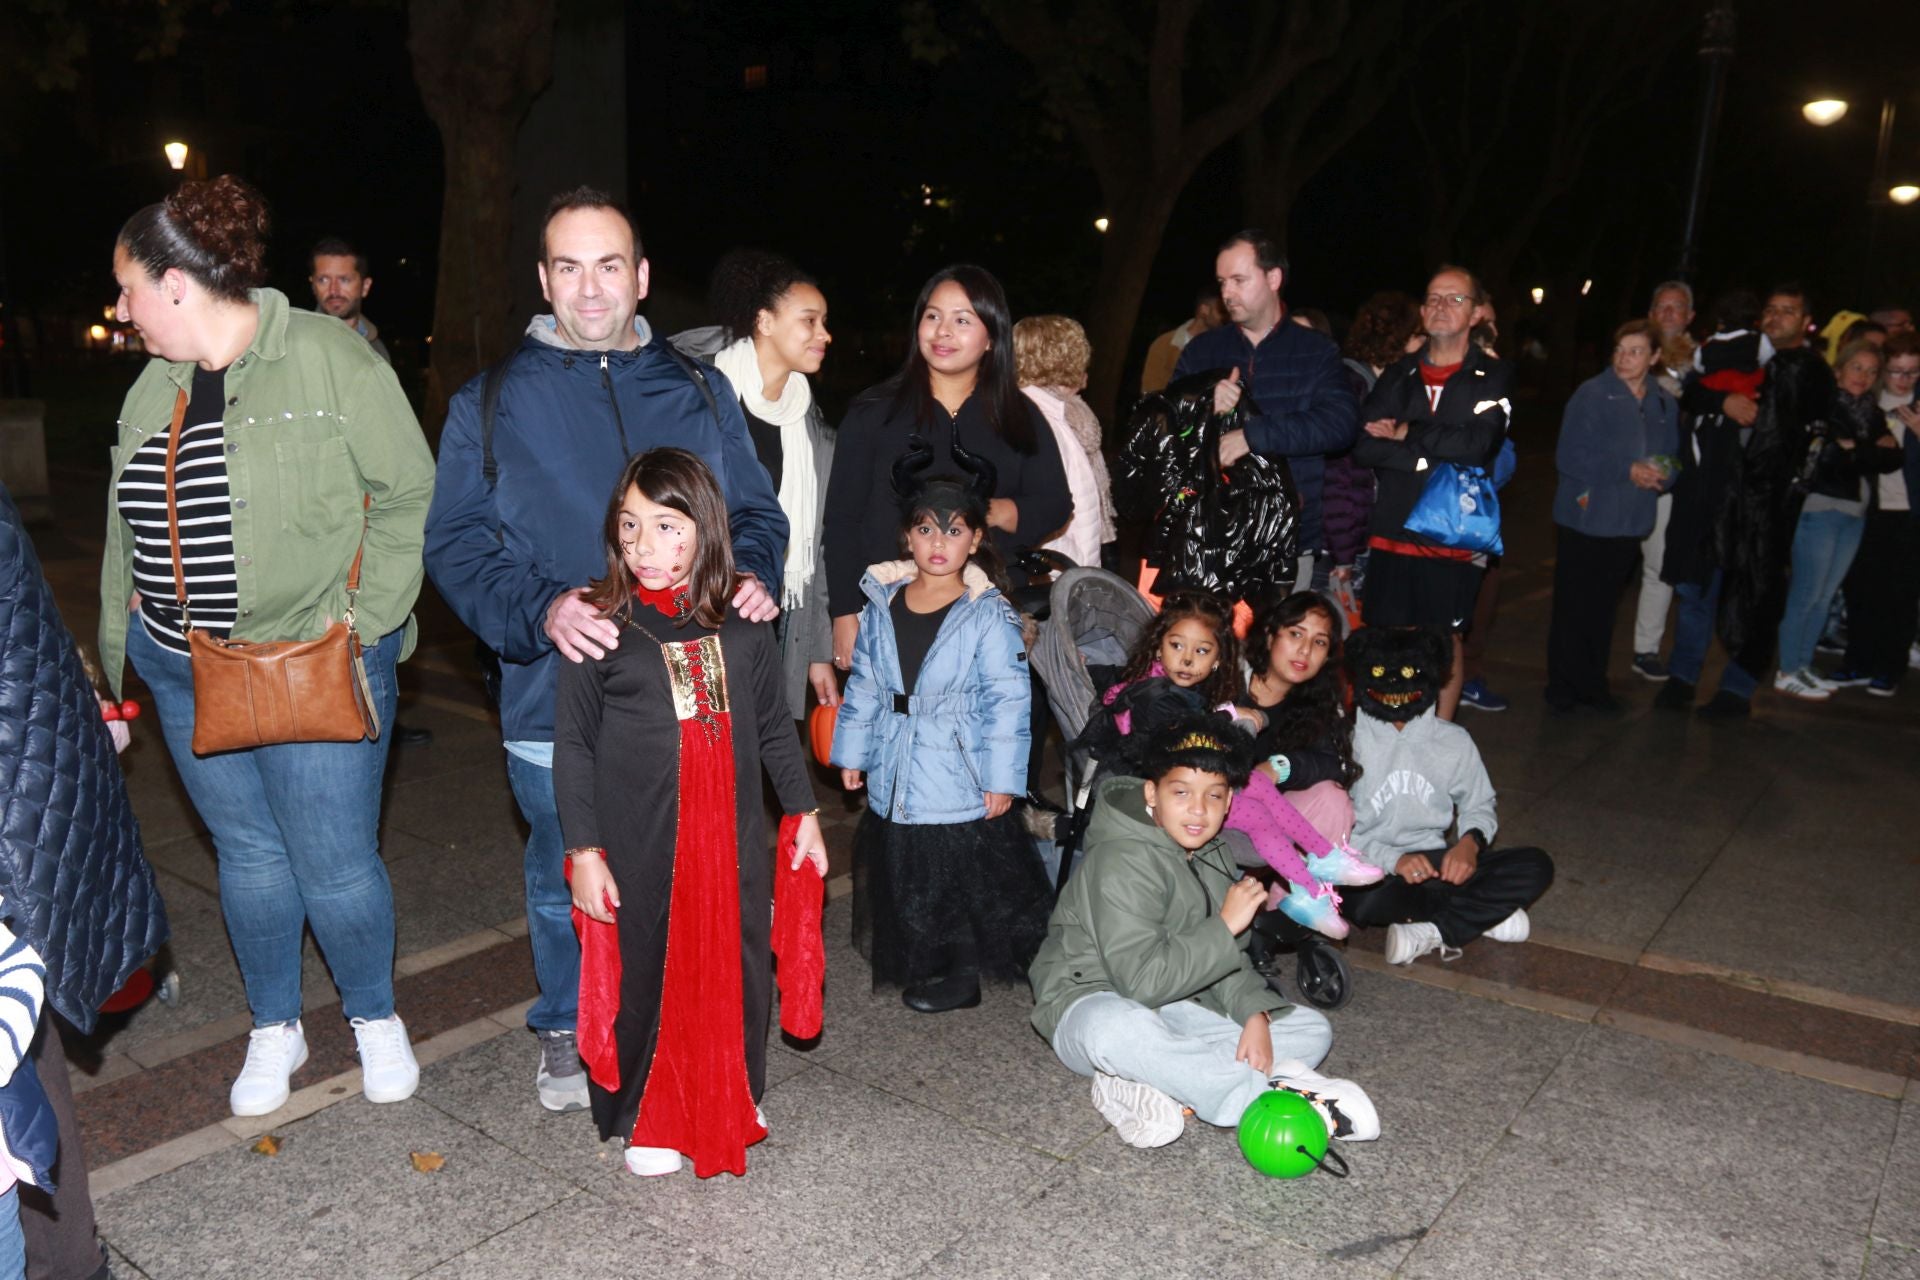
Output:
[1173, 230, 1359, 592]
[424, 187, 786, 1114]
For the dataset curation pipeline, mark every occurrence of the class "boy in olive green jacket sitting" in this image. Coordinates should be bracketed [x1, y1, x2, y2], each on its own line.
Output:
[1029, 717, 1378, 1149]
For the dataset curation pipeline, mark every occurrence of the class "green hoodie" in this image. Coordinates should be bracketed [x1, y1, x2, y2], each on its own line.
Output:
[1029, 775, 1290, 1042]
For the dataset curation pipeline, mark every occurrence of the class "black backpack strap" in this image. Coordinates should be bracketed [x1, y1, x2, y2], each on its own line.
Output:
[658, 341, 725, 428]
[480, 352, 516, 489]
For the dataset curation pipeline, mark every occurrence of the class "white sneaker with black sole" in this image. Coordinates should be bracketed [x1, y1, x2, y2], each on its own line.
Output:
[1484, 909, 1530, 943]
[1269, 1060, 1380, 1141]
[536, 1029, 591, 1112]
[1091, 1072, 1185, 1148]
[352, 1014, 420, 1104]
[229, 1020, 308, 1117]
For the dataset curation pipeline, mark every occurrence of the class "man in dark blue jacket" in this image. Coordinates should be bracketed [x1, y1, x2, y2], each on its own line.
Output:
[424, 187, 786, 1114]
[1173, 229, 1359, 591]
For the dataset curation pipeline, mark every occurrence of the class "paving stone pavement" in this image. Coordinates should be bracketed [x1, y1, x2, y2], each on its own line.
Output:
[27, 459, 1920, 1278]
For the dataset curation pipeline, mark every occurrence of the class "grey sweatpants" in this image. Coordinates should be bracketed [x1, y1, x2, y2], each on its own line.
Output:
[1051, 993, 1332, 1127]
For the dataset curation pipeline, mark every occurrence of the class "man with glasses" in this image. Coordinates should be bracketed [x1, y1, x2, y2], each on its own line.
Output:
[1351, 266, 1513, 721]
[1630, 282, 1698, 682]
[1173, 229, 1358, 594]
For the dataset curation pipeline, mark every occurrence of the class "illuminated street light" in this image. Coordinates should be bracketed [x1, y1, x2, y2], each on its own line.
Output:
[1802, 99, 1848, 127]
[1581, 279, 1593, 296]
[89, 324, 108, 341]
[1530, 287, 1545, 305]
[1892, 184, 1920, 206]
[164, 141, 190, 170]
[1093, 217, 1110, 233]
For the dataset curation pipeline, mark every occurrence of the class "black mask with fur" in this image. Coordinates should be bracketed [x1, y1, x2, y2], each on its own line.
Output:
[1346, 627, 1449, 722]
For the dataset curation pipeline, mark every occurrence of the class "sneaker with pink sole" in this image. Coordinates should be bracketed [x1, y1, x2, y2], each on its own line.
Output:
[1303, 841, 1386, 887]
[1273, 881, 1349, 940]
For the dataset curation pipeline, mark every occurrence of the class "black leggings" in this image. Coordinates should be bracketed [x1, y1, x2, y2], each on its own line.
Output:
[1344, 846, 1555, 947]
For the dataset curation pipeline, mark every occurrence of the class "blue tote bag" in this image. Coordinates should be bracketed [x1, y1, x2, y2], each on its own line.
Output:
[1405, 463, 1503, 556]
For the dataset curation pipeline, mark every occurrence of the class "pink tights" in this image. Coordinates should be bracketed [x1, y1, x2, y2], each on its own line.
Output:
[1225, 774, 1352, 887]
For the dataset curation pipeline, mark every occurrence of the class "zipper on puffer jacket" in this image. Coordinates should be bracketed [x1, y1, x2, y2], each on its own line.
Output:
[952, 733, 984, 799]
[600, 355, 634, 459]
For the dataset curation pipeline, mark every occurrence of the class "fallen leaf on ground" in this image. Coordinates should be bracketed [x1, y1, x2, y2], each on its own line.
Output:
[251, 1135, 282, 1156]
[409, 1151, 445, 1173]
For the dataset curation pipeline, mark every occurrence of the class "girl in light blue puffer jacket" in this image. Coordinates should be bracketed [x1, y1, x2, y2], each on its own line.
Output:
[831, 449, 1053, 1014]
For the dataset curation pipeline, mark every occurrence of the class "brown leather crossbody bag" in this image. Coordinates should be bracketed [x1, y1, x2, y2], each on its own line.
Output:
[163, 388, 381, 754]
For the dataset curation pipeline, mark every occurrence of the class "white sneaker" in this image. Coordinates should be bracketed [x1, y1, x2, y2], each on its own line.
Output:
[352, 1014, 420, 1104]
[1091, 1072, 1185, 1149]
[230, 1020, 308, 1117]
[1772, 670, 1831, 701]
[1384, 921, 1459, 965]
[1270, 1060, 1381, 1141]
[1484, 909, 1530, 943]
[624, 1144, 684, 1177]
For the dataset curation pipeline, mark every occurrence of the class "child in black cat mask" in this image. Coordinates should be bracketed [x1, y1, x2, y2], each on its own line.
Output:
[1340, 627, 1555, 964]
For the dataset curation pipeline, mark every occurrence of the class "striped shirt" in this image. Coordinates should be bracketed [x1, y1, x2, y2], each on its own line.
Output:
[116, 367, 237, 653]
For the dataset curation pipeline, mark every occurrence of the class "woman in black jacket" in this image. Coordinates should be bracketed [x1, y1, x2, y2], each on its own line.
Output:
[1772, 340, 1901, 699]
[822, 265, 1071, 668]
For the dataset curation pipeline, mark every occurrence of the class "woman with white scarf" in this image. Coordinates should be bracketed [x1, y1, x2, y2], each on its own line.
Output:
[672, 250, 838, 717]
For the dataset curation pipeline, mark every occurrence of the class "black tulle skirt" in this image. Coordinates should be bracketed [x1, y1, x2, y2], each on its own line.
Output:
[851, 809, 1053, 988]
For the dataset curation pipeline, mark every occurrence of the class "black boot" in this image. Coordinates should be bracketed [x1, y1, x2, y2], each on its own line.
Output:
[1695, 689, 1751, 720]
[902, 973, 982, 1013]
[1653, 679, 1695, 712]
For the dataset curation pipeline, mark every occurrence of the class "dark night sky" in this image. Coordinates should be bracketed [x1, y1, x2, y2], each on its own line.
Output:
[4, 0, 1918, 407]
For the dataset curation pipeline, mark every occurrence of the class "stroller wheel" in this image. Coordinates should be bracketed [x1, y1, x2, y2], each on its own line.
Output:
[1294, 940, 1352, 1010]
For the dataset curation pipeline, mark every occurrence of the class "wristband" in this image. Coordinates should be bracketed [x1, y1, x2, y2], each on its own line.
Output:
[1267, 753, 1291, 784]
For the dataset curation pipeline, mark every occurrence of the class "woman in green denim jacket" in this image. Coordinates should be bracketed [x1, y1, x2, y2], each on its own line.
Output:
[100, 176, 434, 1120]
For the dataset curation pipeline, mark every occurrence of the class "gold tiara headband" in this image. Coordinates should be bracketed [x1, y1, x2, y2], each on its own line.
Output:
[1172, 731, 1225, 752]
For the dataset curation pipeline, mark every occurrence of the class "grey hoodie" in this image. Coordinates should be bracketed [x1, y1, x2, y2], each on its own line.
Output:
[1349, 710, 1498, 871]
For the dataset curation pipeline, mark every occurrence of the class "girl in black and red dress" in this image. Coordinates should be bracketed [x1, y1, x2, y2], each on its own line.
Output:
[554, 448, 827, 1179]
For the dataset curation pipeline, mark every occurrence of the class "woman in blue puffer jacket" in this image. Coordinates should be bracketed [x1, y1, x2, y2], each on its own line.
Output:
[831, 455, 1052, 1014]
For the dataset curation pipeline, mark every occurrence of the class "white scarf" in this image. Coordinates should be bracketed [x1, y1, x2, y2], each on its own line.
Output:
[712, 337, 817, 609]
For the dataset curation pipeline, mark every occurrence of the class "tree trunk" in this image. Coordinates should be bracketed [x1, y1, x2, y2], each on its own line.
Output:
[1085, 186, 1185, 430]
[408, 0, 557, 437]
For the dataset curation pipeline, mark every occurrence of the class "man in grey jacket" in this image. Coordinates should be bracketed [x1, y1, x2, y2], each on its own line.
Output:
[1342, 628, 1553, 965]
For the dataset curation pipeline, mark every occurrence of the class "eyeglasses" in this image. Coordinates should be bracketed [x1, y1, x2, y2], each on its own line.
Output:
[1886, 365, 1920, 378]
[1424, 293, 1472, 309]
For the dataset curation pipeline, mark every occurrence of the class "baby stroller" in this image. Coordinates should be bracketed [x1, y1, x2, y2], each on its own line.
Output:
[1026, 568, 1353, 1011]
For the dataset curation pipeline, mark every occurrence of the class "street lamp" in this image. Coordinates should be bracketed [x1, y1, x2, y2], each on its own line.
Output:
[1093, 217, 1110, 233]
[163, 141, 189, 171]
[1801, 99, 1848, 127]
[1893, 185, 1920, 206]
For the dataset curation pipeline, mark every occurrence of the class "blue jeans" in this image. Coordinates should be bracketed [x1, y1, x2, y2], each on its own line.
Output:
[1777, 507, 1866, 675]
[1668, 571, 1758, 699]
[128, 616, 402, 1025]
[0, 1185, 21, 1280]
[506, 755, 577, 1032]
